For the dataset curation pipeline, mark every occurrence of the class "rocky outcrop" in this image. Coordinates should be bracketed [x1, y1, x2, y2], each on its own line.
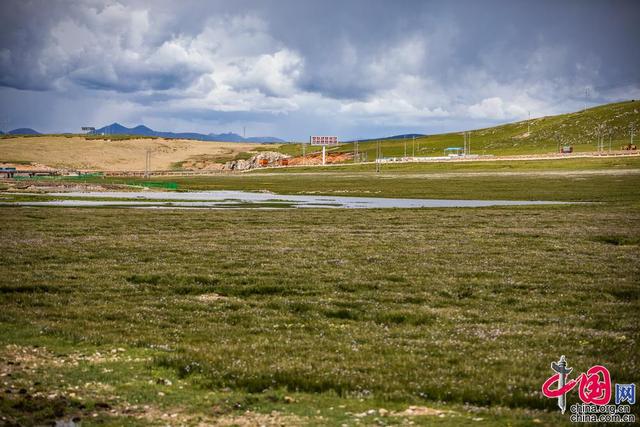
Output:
[224, 151, 291, 171]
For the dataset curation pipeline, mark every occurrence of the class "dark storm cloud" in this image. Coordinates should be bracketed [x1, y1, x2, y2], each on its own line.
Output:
[0, 0, 638, 138]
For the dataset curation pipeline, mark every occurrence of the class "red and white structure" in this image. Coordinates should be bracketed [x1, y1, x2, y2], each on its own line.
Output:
[310, 136, 339, 165]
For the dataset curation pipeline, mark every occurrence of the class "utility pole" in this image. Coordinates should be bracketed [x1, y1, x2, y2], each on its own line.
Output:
[404, 135, 407, 158]
[412, 135, 415, 157]
[467, 132, 471, 155]
[354, 140, 358, 163]
[463, 132, 470, 156]
[243, 126, 246, 139]
[376, 140, 381, 173]
[584, 87, 590, 112]
[144, 149, 150, 178]
[609, 128, 612, 153]
[596, 124, 606, 152]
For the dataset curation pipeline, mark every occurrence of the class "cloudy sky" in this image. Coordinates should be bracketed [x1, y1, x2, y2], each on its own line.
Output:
[0, 0, 638, 140]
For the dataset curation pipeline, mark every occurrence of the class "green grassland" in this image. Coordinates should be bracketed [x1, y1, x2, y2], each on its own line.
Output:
[2, 101, 638, 167]
[74, 157, 640, 204]
[2, 105, 640, 425]
[253, 155, 640, 174]
[278, 100, 640, 159]
[1, 157, 639, 425]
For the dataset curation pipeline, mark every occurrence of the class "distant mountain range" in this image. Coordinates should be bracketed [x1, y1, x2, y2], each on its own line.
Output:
[89, 123, 285, 143]
[344, 133, 426, 143]
[0, 125, 426, 143]
[0, 128, 41, 135]
[0, 124, 284, 142]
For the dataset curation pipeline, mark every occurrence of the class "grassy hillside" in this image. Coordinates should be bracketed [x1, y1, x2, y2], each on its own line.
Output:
[279, 100, 640, 159]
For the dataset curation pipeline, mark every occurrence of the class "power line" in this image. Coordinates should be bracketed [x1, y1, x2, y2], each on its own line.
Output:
[144, 149, 151, 178]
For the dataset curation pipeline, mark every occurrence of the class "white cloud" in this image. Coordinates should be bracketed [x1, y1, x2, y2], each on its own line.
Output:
[468, 97, 528, 120]
[1, 0, 638, 138]
[21, 3, 305, 109]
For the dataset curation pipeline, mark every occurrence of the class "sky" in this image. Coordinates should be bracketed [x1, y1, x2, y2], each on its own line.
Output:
[0, 0, 639, 140]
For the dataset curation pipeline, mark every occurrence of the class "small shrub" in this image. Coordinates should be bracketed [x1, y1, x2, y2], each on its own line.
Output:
[126, 274, 219, 294]
[592, 235, 640, 246]
[323, 308, 360, 320]
[375, 310, 435, 326]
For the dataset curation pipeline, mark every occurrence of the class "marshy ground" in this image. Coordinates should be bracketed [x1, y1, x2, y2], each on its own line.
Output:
[0, 159, 638, 426]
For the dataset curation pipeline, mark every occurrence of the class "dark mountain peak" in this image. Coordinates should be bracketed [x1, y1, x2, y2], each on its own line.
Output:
[105, 122, 126, 129]
[7, 128, 41, 135]
[211, 132, 244, 141]
[93, 123, 130, 134]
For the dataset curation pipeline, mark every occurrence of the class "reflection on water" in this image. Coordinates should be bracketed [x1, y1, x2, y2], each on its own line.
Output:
[2, 190, 568, 209]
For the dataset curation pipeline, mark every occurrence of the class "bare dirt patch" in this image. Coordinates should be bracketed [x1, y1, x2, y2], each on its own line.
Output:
[136, 405, 307, 427]
[287, 152, 353, 166]
[391, 405, 458, 417]
[0, 345, 149, 425]
[0, 136, 267, 171]
[195, 293, 229, 302]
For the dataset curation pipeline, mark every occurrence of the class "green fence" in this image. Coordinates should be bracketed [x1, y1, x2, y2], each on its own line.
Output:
[125, 181, 179, 190]
[10, 174, 179, 190]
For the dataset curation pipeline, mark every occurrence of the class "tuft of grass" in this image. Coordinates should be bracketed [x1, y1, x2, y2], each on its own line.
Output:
[126, 274, 219, 294]
[0, 284, 63, 294]
[374, 310, 435, 326]
[323, 308, 361, 320]
[591, 235, 640, 246]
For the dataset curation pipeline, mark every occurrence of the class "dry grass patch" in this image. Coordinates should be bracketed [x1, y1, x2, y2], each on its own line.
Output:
[0, 135, 268, 170]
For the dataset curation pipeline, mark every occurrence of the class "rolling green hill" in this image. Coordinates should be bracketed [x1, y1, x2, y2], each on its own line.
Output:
[280, 100, 640, 160]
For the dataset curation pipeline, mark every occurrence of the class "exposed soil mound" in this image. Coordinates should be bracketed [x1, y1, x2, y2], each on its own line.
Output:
[224, 151, 291, 170]
[287, 152, 353, 166]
